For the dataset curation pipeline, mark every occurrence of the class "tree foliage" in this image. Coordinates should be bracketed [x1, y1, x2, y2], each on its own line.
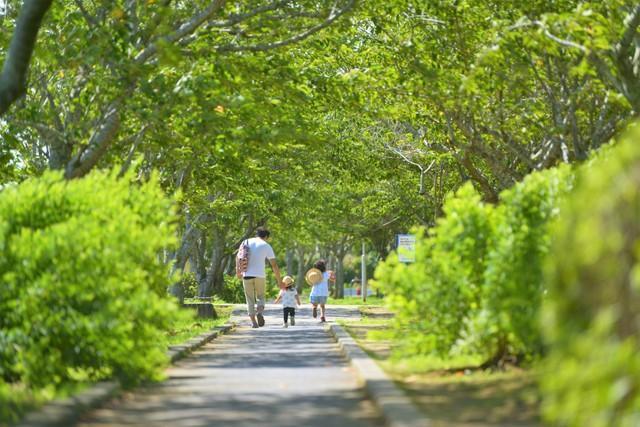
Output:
[542, 125, 640, 427]
[0, 169, 180, 421]
[2, 1, 640, 418]
[374, 166, 572, 363]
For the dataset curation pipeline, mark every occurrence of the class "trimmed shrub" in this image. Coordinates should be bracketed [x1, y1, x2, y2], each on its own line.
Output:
[374, 167, 572, 363]
[374, 183, 494, 355]
[218, 274, 246, 303]
[542, 127, 640, 426]
[0, 169, 179, 421]
[180, 272, 199, 299]
[463, 165, 573, 362]
[217, 273, 279, 304]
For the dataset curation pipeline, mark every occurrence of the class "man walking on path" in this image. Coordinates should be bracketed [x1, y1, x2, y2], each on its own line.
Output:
[237, 227, 283, 328]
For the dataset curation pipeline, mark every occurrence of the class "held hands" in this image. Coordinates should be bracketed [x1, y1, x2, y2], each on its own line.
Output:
[328, 270, 336, 283]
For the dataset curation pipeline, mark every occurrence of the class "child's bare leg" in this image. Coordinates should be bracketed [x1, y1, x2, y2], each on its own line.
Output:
[312, 303, 318, 318]
[320, 304, 326, 319]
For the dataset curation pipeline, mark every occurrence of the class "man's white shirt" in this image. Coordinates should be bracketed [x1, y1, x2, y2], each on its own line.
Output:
[243, 237, 275, 278]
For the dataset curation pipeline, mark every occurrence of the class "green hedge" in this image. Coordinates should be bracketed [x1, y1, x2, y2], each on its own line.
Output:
[180, 272, 199, 299]
[374, 166, 572, 363]
[216, 274, 279, 303]
[542, 127, 640, 426]
[374, 183, 493, 355]
[218, 275, 246, 303]
[468, 165, 572, 361]
[0, 170, 179, 422]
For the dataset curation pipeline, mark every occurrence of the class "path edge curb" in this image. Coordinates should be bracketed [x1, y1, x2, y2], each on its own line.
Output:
[14, 321, 236, 427]
[327, 323, 430, 427]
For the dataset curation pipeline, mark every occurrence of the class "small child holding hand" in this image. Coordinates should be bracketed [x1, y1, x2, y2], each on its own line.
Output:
[274, 276, 301, 328]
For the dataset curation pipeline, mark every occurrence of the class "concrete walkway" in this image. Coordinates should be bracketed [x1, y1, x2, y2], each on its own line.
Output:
[77, 305, 385, 427]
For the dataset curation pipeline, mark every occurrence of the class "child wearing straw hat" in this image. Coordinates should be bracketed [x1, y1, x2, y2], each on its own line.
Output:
[305, 259, 335, 323]
[274, 276, 301, 328]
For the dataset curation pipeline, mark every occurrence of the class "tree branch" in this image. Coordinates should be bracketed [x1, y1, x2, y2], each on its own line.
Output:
[118, 125, 148, 177]
[135, 0, 227, 64]
[64, 0, 354, 178]
[177, 0, 290, 47]
[384, 143, 425, 172]
[216, 0, 355, 52]
[616, 5, 640, 61]
[0, 0, 54, 116]
[444, 114, 499, 202]
[206, 0, 289, 28]
[73, 0, 98, 27]
[64, 101, 121, 178]
[67, 0, 228, 177]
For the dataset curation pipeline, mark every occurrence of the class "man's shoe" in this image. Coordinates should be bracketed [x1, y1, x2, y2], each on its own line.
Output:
[290, 317, 295, 326]
[256, 313, 265, 327]
[312, 307, 317, 318]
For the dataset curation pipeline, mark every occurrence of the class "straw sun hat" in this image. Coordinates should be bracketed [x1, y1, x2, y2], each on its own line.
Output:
[282, 275, 295, 286]
[305, 268, 323, 286]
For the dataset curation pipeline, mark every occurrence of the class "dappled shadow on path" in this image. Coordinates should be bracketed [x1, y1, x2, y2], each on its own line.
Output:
[181, 328, 343, 369]
[78, 389, 383, 427]
[78, 317, 383, 427]
[232, 304, 362, 327]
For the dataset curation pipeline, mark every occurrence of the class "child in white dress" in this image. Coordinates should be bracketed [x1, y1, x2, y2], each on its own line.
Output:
[308, 259, 335, 322]
[274, 275, 301, 328]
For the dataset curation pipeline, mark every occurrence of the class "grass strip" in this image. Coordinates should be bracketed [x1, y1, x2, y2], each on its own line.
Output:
[340, 313, 541, 426]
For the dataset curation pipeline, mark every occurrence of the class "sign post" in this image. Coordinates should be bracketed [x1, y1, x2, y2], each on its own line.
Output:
[361, 241, 367, 302]
[396, 234, 416, 263]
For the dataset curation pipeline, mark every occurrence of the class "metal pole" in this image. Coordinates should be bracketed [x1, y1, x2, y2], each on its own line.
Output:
[361, 241, 367, 302]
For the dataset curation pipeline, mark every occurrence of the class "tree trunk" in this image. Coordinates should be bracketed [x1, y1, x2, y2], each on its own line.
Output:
[335, 255, 345, 299]
[335, 239, 348, 299]
[168, 219, 199, 301]
[223, 254, 235, 276]
[193, 234, 208, 286]
[49, 138, 74, 170]
[286, 248, 294, 276]
[199, 229, 225, 297]
[296, 246, 306, 293]
[327, 252, 335, 271]
[182, 303, 217, 319]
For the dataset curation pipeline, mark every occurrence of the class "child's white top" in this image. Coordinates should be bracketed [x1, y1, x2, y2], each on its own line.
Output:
[279, 288, 298, 308]
[309, 271, 330, 297]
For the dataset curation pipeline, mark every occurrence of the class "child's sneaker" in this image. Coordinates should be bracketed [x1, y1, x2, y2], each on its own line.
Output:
[257, 313, 265, 327]
[312, 306, 317, 318]
[290, 317, 295, 326]
[282, 323, 288, 328]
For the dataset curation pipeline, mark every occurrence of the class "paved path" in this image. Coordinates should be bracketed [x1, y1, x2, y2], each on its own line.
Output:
[78, 305, 385, 427]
